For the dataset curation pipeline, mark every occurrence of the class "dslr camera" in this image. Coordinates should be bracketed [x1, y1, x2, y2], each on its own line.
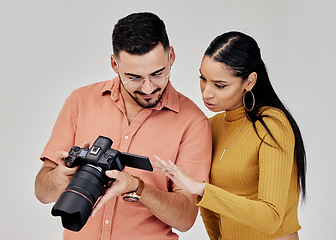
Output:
[51, 136, 153, 231]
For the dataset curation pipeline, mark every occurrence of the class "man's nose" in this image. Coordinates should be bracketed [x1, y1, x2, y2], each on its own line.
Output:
[141, 79, 156, 94]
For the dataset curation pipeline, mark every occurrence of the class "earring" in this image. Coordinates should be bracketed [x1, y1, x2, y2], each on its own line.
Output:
[243, 90, 255, 111]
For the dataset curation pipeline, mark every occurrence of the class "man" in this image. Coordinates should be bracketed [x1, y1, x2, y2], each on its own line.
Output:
[35, 12, 211, 240]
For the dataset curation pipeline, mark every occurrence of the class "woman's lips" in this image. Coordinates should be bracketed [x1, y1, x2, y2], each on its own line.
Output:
[203, 100, 215, 109]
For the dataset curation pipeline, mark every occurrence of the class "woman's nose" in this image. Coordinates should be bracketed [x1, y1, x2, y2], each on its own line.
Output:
[202, 84, 214, 100]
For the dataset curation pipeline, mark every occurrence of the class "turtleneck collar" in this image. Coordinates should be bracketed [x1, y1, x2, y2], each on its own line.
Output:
[224, 105, 246, 122]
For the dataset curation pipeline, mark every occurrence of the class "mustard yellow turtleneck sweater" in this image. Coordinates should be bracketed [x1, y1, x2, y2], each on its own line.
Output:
[197, 106, 301, 240]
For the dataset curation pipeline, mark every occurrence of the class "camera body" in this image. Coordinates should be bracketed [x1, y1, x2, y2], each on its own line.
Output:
[52, 136, 152, 232]
[65, 136, 125, 172]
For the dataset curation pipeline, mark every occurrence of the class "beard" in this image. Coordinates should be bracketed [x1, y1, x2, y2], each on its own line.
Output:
[122, 82, 168, 108]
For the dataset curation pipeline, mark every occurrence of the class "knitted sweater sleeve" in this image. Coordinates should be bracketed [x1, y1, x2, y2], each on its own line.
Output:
[199, 206, 221, 240]
[197, 109, 296, 234]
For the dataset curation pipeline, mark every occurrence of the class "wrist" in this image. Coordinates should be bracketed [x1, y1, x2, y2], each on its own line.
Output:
[197, 181, 206, 197]
[130, 176, 140, 193]
[122, 176, 144, 202]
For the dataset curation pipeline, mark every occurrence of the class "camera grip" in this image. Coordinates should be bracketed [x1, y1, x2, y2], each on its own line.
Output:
[65, 146, 88, 168]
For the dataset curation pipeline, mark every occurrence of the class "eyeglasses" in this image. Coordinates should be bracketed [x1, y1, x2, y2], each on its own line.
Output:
[118, 73, 170, 88]
[116, 58, 171, 88]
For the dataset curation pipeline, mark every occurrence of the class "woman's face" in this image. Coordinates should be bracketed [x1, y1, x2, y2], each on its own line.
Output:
[200, 56, 248, 112]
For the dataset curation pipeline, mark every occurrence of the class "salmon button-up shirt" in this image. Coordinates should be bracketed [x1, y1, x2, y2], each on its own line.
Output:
[41, 77, 212, 240]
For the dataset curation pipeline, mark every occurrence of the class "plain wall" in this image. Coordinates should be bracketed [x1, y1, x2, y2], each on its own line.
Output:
[0, 0, 335, 239]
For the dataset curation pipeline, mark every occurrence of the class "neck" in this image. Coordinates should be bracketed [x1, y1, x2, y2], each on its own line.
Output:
[120, 84, 144, 125]
[224, 105, 246, 122]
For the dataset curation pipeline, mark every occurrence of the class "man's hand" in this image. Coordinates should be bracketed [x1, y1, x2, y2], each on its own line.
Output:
[52, 151, 78, 184]
[52, 142, 90, 186]
[92, 168, 198, 232]
[92, 171, 139, 216]
[35, 142, 90, 203]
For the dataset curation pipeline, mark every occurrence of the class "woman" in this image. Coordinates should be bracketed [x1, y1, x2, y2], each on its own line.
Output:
[154, 31, 306, 239]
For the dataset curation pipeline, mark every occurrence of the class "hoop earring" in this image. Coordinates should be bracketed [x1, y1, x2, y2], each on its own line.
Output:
[243, 90, 255, 111]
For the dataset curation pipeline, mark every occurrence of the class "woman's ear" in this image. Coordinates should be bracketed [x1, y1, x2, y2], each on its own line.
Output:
[245, 72, 257, 91]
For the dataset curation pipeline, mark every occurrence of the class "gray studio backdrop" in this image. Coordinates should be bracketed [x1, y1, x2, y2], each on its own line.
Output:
[1, 0, 335, 239]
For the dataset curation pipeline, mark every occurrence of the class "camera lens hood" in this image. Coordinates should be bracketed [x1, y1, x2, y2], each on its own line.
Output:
[51, 165, 109, 231]
[51, 189, 92, 231]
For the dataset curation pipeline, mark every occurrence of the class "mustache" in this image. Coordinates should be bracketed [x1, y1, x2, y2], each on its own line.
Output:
[134, 88, 161, 95]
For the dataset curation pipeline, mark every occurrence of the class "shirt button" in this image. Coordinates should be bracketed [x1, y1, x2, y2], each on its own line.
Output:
[124, 136, 129, 140]
[105, 220, 109, 224]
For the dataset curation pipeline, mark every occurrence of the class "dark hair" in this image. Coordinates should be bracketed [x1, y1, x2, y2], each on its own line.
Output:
[205, 31, 307, 199]
[112, 12, 170, 58]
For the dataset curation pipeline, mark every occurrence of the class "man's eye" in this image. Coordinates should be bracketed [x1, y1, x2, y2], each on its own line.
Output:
[129, 78, 142, 82]
[152, 74, 163, 78]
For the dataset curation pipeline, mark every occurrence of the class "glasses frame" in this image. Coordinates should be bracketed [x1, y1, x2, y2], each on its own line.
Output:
[118, 72, 170, 87]
[116, 56, 171, 87]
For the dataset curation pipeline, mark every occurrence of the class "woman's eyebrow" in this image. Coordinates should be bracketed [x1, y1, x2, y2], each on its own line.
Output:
[199, 69, 228, 83]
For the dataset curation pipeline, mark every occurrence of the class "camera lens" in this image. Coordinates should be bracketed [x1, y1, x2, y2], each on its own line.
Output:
[52, 165, 109, 231]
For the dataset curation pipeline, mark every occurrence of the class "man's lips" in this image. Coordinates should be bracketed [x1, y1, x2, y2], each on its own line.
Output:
[135, 89, 160, 100]
[140, 94, 155, 100]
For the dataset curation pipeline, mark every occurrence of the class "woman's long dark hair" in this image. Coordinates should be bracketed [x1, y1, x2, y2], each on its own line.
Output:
[205, 31, 306, 199]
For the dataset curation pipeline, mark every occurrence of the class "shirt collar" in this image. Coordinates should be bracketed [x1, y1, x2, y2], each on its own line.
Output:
[101, 76, 180, 113]
[224, 105, 246, 122]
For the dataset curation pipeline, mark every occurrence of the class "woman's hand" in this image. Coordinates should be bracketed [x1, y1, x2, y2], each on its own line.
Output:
[153, 154, 206, 196]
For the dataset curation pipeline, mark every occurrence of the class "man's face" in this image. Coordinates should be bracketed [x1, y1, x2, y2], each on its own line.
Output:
[112, 43, 175, 108]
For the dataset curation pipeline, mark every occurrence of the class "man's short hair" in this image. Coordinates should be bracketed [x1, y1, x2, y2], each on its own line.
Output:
[112, 12, 170, 58]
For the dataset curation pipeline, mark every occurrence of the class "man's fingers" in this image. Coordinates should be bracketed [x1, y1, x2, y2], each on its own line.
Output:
[54, 141, 89, 162]
[81, 141, 90, 148]
[54, 151, 68, 160]
[54, 151, 69, 166]
[92, 181, 118, 217]
[105, 170, 120, 179]
[92, 196, 107, 217]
